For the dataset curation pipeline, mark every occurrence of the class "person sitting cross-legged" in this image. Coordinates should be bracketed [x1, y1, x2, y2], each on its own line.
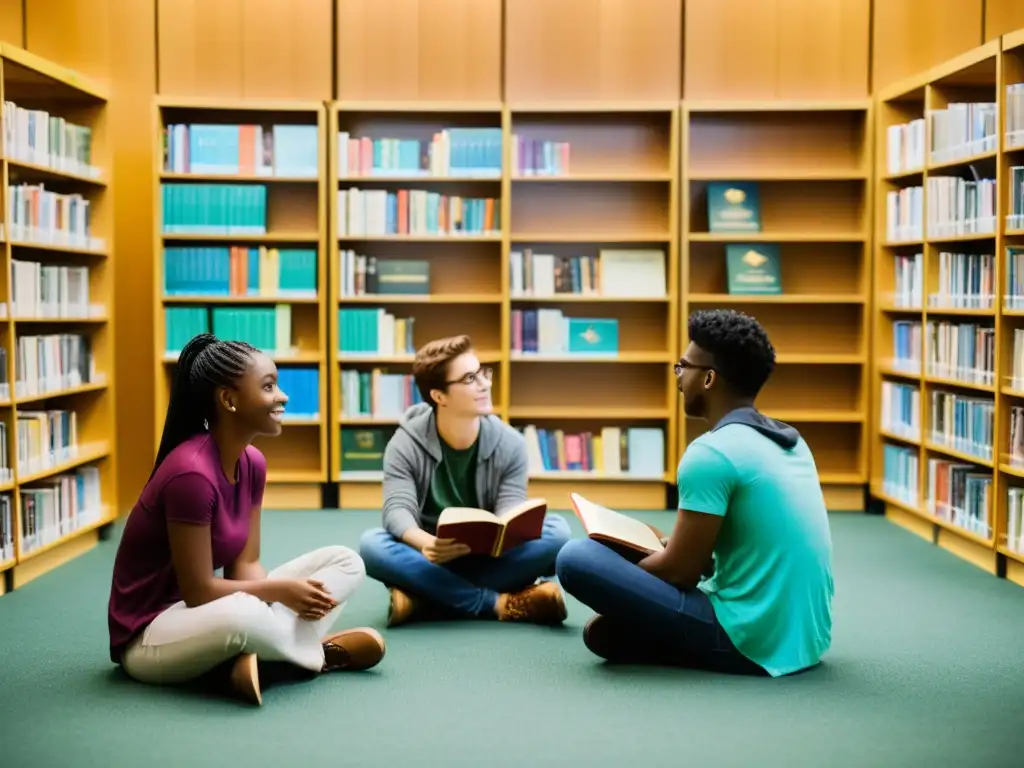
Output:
[556, 309, 835, 678]
[359, 334, 571, 626]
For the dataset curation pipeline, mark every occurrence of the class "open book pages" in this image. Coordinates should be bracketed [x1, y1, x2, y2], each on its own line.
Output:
[569, 492, 665, 553]
[437, 498, 547, 526]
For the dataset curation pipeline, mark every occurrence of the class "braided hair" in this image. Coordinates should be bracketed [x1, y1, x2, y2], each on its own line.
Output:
[152, 332, 258, 476]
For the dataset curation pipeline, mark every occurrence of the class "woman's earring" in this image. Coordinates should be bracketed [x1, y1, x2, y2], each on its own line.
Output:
[229, 406, 236, 412]
[203, 418, 209, 430]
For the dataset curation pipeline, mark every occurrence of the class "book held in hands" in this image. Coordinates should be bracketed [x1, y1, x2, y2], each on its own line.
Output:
[435, 498, 548, 557]
[569, 492, 665, 562]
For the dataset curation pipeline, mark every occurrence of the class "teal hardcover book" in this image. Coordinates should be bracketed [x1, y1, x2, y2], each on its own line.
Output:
[707, 181, 761, 233]
[567, 318, 619, 355]
[726, 244, 781, 294]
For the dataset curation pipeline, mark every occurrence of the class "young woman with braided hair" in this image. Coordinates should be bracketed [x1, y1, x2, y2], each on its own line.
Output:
[107, 333, 384, 705]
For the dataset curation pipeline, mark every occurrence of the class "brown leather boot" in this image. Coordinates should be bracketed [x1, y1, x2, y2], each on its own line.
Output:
[496, 581, 567, 625]
[387, 587, 417, 627]
[321, 628, 386, 672]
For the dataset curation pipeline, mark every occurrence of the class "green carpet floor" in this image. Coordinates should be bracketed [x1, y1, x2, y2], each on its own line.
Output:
[1, 510, 1023, 767]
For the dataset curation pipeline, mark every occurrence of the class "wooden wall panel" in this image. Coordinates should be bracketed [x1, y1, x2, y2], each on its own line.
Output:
[0, 0, 24, 47]
[505, 0, 681, 103]
[336, 0, 501, 102]
[683, 0, 778, 100]
[241, 0, 331, 99]
[157, 0, 243, 97]
[109, 0, 156, 511]
[872, 0, 983, 91]
[985, 0, 1024, 41]
[25, 0, 111, 85]
[683, 0, 869, 100]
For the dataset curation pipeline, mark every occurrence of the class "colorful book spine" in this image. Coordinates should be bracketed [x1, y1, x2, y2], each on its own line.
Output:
[882, 443, 919, 505]
[924, 320, 995, 386]
[163, 246, 317, 298]
[338, 309, 415, 355]
[164, 123, 318, 177]
[928, 251, 994, 310]
[926, 457, 990, 538]
[929, 390, 994, 462]
[337, 188, 499, 236]
[521, 425, 664, 478]
[891, 320, 922, 373]
[880, 381, 919, 439]
[510, 135, 571, 176]
[336, 128, 502, 178]
[161, 183, 268, 234]
[340, 369, 422, 419]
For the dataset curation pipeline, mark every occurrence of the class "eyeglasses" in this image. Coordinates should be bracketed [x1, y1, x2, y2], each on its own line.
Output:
[674, 359, 714, 377]
[447, 366, 494, 387]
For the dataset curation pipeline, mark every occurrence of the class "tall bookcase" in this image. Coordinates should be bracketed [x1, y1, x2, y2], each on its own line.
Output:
[679, 100, 874, 513]
[330, 101, 679, 511]
[870, 35, 1024, 585]
[153, 97, 329, 511]
[0, 43, 118, 593]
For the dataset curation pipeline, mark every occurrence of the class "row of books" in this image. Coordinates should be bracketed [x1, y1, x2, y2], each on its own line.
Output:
[886, 186, 923, 242]
[336, 129, 503, 179]
[931, 390, 994, 462]
[1007, 486, 1024, 554]
[509, 248, 666, 299]
[1009, 166, 1024, 231]
[162, 246, 318, 298]
[927, 102, 998, 165]
[888, 321, 1024, 391]
[8, 182, 102, 251]
[880, 381, 920, 439]
[9, 261, 98, 319]
[886, 98, 1009, 176]
[14, 334, 96, 400]
[521, 425, 665, 479]
[336, 424, 667, 479]
[885, 118, 925, 176]
[162, 123, 318, 177]
[0, 495, 11, 563]
[924, 320, 995, 386]
[337, 309, 415, 356]
[879, 385, 997, 461]
[880, 444, 990, 538]
[511, 310, 619, 356]
[339, 369, 424, 420]
[16, 409, 78, 475]
[1009, 85, 1024, 150]
[926, 176, 996, 238]
[337, 188, 500, 237]
[890, 247, 1024, 312]
[3, 100, 98, 179]
[163, 305, 294, 357]
[275, 367, 320, 419]
[19, 466, 102, 557]
[510, 136, 571, 176]
[338, 252, 430, 297]
[160, 183, 271, 236]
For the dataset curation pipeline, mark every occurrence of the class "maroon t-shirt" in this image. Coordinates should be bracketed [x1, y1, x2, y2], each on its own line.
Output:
[107, 433, 266, 662]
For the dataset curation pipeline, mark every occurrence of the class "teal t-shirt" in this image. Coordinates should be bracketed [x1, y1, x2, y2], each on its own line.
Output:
[679, 423, 834, 677]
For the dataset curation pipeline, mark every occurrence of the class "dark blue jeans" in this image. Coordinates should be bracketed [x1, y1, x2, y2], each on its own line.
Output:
[555, 538, 766, 674]
[359, 514, 572, 617]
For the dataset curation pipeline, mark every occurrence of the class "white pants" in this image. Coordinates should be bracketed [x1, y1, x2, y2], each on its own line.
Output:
[122, 545, 366, 685]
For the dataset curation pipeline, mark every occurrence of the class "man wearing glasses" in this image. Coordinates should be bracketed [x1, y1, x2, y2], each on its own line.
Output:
[359, 334, 571, 627]
[555, 309, 834, 678]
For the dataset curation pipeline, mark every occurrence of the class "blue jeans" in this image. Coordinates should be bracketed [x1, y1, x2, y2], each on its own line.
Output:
[555, 538, 766, 674]
[359, 514, 572, 617]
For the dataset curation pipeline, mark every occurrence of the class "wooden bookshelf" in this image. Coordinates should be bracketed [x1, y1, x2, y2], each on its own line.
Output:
[329, 102, 506, 509]
[507, 103, 679, 511]
[153, 97, 329, 511]
[871, 38, 1018, 579]
[680, 99, 874, 513]
[329, 101, 679, 511]
[0, 43, 118, 592]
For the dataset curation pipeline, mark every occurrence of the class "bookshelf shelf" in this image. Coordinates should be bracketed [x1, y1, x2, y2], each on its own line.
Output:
[328, 102, 678, 512]
[680, 100, 872, 513]
[871, 36, 1024, 583]
[508, 105, 679, 511]
[153, 97, 330, 512]
[0, 43, 118, 593]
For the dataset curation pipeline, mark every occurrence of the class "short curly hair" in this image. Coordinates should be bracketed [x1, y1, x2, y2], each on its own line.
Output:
[687, 309, 776, 397]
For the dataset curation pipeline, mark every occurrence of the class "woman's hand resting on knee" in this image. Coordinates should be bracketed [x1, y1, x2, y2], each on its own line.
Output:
[274, 579, 339, 620]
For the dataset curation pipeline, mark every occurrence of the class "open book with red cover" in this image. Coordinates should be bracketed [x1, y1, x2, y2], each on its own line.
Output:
[569, 492, 665, 563]
[435, 498, 548, 557]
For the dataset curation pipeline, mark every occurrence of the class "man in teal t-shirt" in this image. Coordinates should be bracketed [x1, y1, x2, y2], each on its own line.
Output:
[556, 309, 834, 677]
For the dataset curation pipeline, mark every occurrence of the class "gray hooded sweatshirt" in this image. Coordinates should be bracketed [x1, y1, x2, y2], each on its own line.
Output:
[381, 402, 529, 538]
